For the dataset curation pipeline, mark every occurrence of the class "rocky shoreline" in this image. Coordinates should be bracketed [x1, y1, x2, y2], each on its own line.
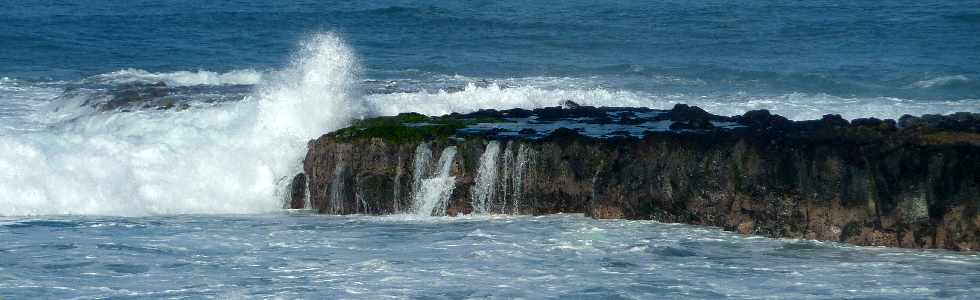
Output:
[295, 103, 980, 251]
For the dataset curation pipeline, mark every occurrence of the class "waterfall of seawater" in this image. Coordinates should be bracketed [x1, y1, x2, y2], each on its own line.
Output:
[410, 143, 433, 208]
[470, 141, 533, 215]
[512, 143, 531, 214]
[499, 142, 515, 213]
[328, 162, 346, 214]
[471, 141, 501, 214]
[413, 146, 457, 216]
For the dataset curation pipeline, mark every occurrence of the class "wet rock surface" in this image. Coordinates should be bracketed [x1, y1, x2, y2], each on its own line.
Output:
[305, 104, 980, 251]
[50, 82, 255, 115]
[94, 82, 190, 111]
[285, 173, 307, 209]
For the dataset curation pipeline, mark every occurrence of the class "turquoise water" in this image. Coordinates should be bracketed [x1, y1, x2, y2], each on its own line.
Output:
[1, 1, 979, 298]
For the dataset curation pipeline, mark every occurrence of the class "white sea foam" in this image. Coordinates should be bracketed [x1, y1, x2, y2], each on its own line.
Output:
[909, 75, 971, 89]
[88, 68, 266, 86]
[365, 82, 980, 121]
[0, 33, 360, 216]
[2, 36, 979, 216]
[0, 79, 66, 132]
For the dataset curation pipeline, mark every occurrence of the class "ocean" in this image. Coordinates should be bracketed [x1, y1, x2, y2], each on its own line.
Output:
[1, 0, 979, 298]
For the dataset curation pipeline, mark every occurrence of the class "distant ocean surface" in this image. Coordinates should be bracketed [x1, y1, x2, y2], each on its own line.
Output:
[1, 1, 979, 298]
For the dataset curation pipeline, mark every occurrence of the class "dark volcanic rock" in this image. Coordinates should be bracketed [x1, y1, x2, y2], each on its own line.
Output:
[304, 105, 980, 251]
[286, 173, 307, 209]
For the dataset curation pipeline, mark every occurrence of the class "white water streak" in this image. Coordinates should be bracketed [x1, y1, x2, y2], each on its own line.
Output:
[413, 146, 457, 216]
[499, 142, 515, 214]
[328, 162, 346, 214]
[512, 143, 531, 214]
[410, 142, 433, 211]
[471, 141, 501, 214]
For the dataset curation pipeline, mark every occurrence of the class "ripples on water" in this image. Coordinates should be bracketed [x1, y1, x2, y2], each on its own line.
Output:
[1, 213, 978, 299]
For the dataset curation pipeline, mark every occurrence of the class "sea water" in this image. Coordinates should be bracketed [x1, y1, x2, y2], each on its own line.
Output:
[2, 214, 979, 299]
[1, 0, 979, 298]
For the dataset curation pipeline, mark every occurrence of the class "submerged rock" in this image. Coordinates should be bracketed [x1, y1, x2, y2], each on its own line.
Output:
[99, 82, 178, 111]
[304, 104, 980, 251]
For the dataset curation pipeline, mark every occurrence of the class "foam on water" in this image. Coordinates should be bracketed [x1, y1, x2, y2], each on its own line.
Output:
[86, 69, 266, 87]
[0, 79, 66, 132]
[365, 82, 980, 121]
[0, 33, 360, 216]
[909, 75, 972, 89]
[2, 213, 980, 298]
[1, 35, 979, 217]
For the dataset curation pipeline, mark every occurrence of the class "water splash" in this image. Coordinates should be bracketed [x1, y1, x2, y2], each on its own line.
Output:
[0, 32, 361, 216]
[413, 146, 458, 216]
[471, 141, 501, 214]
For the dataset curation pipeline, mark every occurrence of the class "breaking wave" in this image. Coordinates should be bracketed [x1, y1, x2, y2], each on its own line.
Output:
[365, 82, 980, 121]
[86, 68, 266, 86]
[0, 33, 360, 216]
[1, 34, 978, 216]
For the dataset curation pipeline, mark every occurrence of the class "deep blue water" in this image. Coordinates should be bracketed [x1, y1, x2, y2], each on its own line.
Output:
[1, 1, 980, 298]
[3, 0, 980, 100]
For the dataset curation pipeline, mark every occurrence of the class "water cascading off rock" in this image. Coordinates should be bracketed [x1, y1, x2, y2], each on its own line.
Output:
[303, 104, 980, 250]
[412, 146, 458, 216]
[471, 141, 501, 214]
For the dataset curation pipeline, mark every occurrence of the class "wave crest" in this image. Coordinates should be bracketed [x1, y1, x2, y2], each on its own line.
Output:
[86, 69, 265, 87]
[365, 81, 980, 121]
[0, 32, 357, 216]
[908, 75, 972, 89]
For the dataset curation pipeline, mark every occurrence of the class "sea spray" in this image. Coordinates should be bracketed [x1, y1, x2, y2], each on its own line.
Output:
[0, 32, 361, 216]
[413, 146, 458, 216]
[471, 141, 501, 214]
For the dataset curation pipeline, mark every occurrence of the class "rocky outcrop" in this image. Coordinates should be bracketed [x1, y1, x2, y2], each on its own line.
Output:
[285, 173, 307, 209]
[51, 82, 193, 113]
[303, 104, 980, 251]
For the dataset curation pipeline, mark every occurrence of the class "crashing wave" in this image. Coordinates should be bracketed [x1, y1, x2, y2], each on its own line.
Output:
[2, 34, 979, 216]
[0, 33, 359, 216]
